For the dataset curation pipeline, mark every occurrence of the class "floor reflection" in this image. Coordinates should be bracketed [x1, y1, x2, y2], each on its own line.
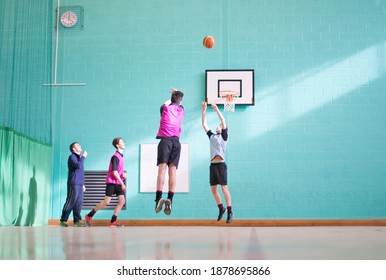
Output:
[0, 226, 385, 260]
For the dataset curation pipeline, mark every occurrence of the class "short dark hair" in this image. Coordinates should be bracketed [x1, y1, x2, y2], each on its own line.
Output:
[112, 137, 122, 148]
[69, 142, 78, 152]
[171, 90, 184, 104]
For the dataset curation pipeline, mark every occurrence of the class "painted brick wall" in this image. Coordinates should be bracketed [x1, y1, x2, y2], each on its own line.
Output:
[51, 0, 386, 220]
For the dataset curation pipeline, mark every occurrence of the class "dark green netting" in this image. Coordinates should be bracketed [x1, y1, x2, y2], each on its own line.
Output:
[0, 0, 53, 143]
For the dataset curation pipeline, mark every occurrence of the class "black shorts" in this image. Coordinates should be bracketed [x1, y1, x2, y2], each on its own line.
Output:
[209, 162, 227, 186]
[105, 184, 125, 197]
[157, 137, 181, 168]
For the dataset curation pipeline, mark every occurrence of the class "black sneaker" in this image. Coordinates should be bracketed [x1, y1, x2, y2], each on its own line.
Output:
[217, 208, 226, 221]
[155, 197, 165, 213]
[226, 212, 233, 224]
[164, 199, 172, 215]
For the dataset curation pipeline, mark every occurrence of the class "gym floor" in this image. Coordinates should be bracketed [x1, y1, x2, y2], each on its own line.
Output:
[1, 226, 385, 260]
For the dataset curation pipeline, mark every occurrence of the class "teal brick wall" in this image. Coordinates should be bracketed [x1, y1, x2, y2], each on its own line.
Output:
[51, 0, 386, 220]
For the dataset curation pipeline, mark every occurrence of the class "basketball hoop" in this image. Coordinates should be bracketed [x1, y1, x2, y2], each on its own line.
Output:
[219, 90, 238, 112]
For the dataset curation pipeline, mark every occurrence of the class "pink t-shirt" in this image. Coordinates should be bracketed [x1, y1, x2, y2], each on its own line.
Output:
[156, 103, 184, 138]
[105, 151, 124, 185]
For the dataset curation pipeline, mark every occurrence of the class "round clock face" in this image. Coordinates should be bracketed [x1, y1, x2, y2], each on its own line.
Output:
[60, 11, 78, 28]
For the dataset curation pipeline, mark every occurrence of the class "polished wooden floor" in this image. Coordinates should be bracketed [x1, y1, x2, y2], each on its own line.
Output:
[1, 225, 385, 260]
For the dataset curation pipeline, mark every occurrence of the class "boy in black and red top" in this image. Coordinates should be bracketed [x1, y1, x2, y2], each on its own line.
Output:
[85, 137, 127, 227]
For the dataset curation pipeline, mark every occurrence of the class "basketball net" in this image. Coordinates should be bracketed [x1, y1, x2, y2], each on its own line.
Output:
[223, 94, 234, 112]
[222, 93, 236, 112]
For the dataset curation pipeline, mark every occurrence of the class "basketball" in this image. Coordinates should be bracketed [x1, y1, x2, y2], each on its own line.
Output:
[203, 36, 215, 48]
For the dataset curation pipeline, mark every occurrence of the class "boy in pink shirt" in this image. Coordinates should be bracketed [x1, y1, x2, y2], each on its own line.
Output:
[85, 137, 127, 227]
[155, 89, 185, 215]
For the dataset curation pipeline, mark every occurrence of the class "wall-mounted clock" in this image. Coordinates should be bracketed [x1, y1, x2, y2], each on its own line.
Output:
[60, 11, 78, 28]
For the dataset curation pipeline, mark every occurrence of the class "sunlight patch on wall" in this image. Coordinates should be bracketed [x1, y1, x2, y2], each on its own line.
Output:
[249, 42, 386, 140]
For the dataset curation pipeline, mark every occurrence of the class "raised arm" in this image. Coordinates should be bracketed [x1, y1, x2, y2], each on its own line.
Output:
[212, 104, 226, 129]
[201, 102, 209, 133]
[162, 87, 179, 106]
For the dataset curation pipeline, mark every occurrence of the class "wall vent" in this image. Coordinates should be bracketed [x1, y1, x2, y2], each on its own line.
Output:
[83, 171, 126, 210]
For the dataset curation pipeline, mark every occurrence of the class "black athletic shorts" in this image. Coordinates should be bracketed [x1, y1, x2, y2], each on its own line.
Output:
[157, 137, 181, 168]
[105, 183, 125, 197]
[209, 162, 227, 186]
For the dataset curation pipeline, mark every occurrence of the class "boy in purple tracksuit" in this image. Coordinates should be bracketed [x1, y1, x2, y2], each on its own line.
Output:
[60, 142, 88, 227]
[85, 137, 127, 227]
[154, 88, 184, 215]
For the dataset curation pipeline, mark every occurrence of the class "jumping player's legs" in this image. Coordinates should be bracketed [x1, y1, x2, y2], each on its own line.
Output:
[221, 185, 231, 207]
[168, 164, 177, 193]
[163, 139, 180, 215]
[155, 138, 180, 215]
[221, 185, 233, 223]
[156, 138, 170, 193]
[210, 163, 231, 222]
[156, 138, 181, 192]
[155, 163, 167, 213]
[211, 185, 222, 205]
[156, 163, 167, 192]
[211, 185, 226, 221]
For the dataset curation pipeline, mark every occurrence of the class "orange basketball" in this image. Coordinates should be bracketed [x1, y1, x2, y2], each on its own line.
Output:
[203, 36, 215, 48]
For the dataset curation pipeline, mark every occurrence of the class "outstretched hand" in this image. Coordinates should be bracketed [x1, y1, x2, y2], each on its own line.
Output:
[201, 101, 207, 112]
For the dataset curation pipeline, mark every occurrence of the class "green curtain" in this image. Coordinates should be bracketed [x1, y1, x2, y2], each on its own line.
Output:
[0, 127, 52, 226]
[0, 1, 53, 226]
